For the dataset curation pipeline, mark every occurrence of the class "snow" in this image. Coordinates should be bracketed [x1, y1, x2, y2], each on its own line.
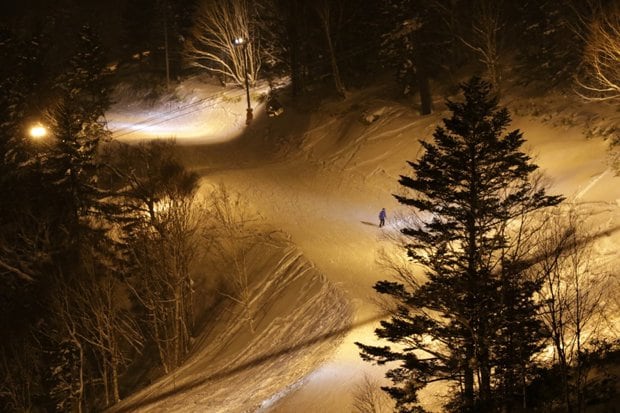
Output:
[109, 242, 352, 413]
[107, 77, 271, 144]
[106, 77, 620, 412]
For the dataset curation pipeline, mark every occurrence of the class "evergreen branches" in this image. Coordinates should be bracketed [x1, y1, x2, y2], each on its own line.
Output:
[358, 77, 563, 412]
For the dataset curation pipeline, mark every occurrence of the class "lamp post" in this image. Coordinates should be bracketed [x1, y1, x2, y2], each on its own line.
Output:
[233, 36, 253, 125]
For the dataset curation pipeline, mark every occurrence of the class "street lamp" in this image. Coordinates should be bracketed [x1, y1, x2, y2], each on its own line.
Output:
[27, 122, 50, 173]
[29, 123, 48, 139]
[233, 36, 253, 125]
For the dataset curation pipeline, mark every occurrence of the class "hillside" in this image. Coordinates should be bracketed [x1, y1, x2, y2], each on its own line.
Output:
[106, 75, 620, 412]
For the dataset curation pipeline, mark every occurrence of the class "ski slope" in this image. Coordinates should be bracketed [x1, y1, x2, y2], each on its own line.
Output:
[106, 77, 620, 412]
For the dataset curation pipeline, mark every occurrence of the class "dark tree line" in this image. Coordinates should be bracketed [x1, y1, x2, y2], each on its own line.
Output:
[182, 0, 617, 112]
[0, 24, 204, 412]
[3, 0, 612, 107]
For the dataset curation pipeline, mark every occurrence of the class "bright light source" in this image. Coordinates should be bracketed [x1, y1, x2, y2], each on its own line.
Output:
[233, 37, 246, 46]
[29, 124, 48, 139]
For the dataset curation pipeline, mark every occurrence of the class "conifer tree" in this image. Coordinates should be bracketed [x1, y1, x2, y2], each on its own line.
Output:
[378, 0, 457, 114]
[43, 24, 111, 236]
[513, 0, 583, 87]
[36, 27, 118, 411]
[357, 77, 563, 413]
[0, 30, 53, 333]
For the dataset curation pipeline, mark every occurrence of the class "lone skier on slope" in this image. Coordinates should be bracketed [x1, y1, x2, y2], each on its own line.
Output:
[379, 208, 387, 227]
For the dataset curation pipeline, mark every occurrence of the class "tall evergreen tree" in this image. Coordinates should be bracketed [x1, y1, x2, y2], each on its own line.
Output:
[357, 77, 563, 413]
[44, 24, 111, 237]
[264, 0, 318, 96]
[378, 0, 460, 114]
[0, 29, 51, 334]
[0, 26, 115, 412]
[37, 25, 117, 412]
[513, 0, 584, 88]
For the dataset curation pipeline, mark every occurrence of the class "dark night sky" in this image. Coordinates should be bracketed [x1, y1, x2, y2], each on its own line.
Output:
[1, 0, 128, 51]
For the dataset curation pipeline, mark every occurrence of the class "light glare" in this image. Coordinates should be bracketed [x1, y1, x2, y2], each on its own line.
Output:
[29, 124, 47, 139]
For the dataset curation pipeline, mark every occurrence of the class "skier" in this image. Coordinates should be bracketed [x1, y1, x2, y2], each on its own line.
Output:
[379, 208, 387, 227]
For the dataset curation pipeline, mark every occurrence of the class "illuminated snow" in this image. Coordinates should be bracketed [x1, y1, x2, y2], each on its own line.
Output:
[106, 78, 620, 413]
[107, 80, 271, 144]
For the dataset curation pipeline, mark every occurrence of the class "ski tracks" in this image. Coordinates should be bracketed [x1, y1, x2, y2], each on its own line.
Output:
[109, 243, 352, 413]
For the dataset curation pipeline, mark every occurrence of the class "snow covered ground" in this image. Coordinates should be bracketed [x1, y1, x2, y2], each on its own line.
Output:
[106, 77, 620, 412]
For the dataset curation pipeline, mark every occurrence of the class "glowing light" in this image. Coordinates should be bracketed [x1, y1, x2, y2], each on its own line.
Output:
[29, 124, 47, 139]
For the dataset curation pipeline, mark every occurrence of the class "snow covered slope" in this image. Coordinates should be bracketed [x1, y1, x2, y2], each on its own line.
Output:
[108, 238, 352, 413]
[108, 78, 620, 412]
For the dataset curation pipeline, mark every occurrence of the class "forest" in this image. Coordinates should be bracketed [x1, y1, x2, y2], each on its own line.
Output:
[1, 0, 619, 412]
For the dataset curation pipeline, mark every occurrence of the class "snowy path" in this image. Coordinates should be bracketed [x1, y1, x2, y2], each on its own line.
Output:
[197, 160, 397, 413]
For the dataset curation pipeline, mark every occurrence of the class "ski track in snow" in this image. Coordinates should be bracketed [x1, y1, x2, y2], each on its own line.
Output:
[575, 168, 610, 200]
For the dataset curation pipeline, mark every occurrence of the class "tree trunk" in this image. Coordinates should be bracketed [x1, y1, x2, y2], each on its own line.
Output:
[112, 359, 120, 404]
[185, 275, 195, 333]
[318, 7, 346, 98]
[479, 332, 492, 411]
[521, 359, 528, 411]
[464, 158, 478, 412]
[77, 341, 84, 413]
[175, 290, 182, 367]
[152, 306, 169, 374]
[464, 339, 475, 412]
[102, 357, 110, 407]
[550, 287, 573, 413]
[417, 70, 432, 115]
[287, 1, 304, 97]
[574, 273, 583, 413]
[325, 29, 346, 98]
[557, 342, 573, 413]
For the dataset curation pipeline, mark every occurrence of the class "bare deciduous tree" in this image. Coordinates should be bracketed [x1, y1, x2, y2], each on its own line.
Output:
[352, 374, 392, 413]
[576, 4, 620, 101]
[0, 339, 41, 413]
[531, 206, 614, 412]
[106, 140, 202, 374]
[128, 194, 203, 373]
[203, 185, 264, 332]
[51, 278, 87, 413]
[460, 0, 504, 92]
[73, 269, 143, 406]
[49, 252, 143, 410]
[186, 0, 260, 86]
[314, 0, 347, 98]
